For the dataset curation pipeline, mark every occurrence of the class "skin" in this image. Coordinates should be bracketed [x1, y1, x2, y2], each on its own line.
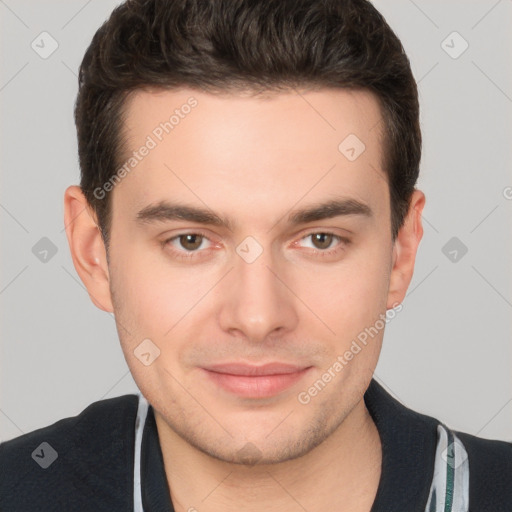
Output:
[64, 87, 425, 512]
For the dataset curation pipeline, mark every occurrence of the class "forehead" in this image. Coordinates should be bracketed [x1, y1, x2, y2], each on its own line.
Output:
[113, 86, 389, 225]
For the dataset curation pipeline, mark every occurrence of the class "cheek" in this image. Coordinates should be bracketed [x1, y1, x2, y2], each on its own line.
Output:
[109, 252, 201, 388]
[109, 245, 217, 341]
[297, 257, 389, 384]
[109, 247, 170, 337]
[296, 246, 391, 334]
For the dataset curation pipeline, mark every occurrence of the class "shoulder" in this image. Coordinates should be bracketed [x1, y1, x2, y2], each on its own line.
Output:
[365, 379, 512, 510]
[454, 429, 512, 511]
[0, 394, 140, 512]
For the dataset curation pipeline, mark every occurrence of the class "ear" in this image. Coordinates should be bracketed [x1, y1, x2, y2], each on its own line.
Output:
[387, 189, 426, 309]
[63, 185, 114, 313]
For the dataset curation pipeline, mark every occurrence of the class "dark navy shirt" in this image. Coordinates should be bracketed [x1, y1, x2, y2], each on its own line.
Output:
[1, 378, 511, 511]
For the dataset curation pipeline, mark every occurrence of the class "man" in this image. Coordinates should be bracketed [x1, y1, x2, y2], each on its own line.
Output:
[0, 0, 510, 511]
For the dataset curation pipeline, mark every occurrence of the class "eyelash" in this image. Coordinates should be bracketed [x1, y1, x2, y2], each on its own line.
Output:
[300, 232, 351, 258]
[161, 231, 351, 261]
[162, 232, 214, 260]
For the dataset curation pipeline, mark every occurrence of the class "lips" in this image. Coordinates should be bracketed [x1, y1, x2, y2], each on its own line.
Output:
[201, 362, 312, 398]
[204, 362, 308, 376]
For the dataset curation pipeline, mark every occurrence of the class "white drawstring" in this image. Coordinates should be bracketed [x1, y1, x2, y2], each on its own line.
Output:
[133, 393, 150, 512]
[425, 424, 470, 512]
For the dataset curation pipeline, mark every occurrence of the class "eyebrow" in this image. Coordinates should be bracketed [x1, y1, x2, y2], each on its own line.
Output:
[135, 197, 373, 230]
[288, 198, 372, 224]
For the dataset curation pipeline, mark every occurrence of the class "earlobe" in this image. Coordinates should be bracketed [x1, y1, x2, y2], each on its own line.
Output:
[63, 185, 114, 313]
[386, 189, 426, 309]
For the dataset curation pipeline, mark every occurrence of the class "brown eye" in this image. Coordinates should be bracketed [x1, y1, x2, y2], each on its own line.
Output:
[310, 233, 334, 250]
[178, 234, 204, 251]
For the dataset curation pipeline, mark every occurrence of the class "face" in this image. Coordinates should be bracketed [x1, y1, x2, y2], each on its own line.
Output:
[70, 86, 422, 465]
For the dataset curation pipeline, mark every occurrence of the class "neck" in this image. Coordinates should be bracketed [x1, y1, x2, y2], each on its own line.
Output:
[155, 399, 382, 512]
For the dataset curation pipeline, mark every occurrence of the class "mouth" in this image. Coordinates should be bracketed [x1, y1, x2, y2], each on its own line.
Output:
[201, 362, 313, 398]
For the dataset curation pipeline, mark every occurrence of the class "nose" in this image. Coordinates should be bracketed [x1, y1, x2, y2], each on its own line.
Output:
[217, 243, 299, 344]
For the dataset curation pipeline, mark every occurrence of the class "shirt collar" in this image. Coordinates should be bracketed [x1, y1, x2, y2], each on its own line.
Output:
[141, 405, 174, 511]
[365, 378, 438, 511]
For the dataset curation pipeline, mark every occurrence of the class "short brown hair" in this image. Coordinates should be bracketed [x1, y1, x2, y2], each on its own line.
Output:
[75, 0, 421, 247]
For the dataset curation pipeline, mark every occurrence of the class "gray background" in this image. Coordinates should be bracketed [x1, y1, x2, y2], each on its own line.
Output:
[1, 0, 511, 443]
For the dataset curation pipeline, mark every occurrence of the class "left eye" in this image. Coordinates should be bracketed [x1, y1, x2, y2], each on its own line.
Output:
[168, 234, 211, 252]
[299, 232, 341, 251]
